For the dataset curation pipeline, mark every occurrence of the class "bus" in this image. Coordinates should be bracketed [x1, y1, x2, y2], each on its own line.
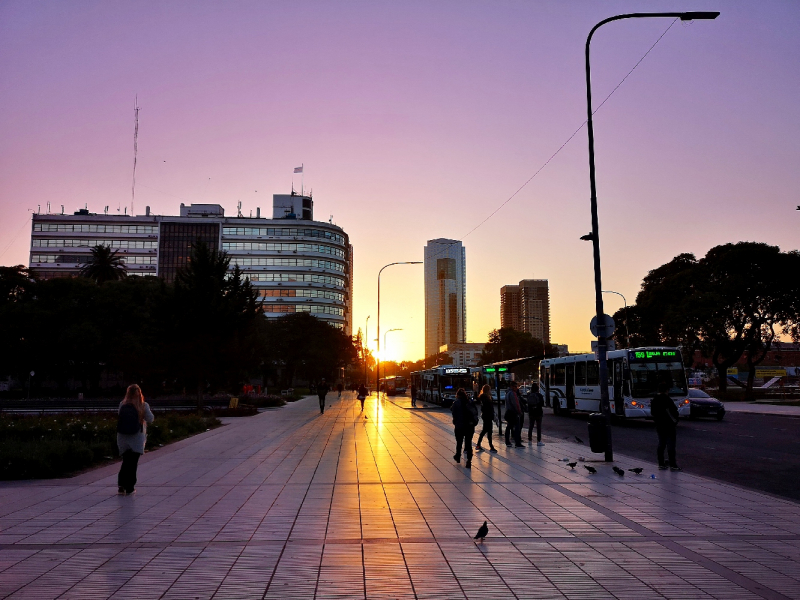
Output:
[539, 347, 690, 419]
[410, 366, 474, 407]
[379, 375, 408, 396]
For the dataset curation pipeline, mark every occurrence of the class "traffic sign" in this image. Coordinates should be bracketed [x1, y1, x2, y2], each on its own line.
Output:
[590, 314, 615, 338]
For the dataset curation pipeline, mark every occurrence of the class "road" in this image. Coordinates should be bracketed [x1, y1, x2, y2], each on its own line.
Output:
[535, 408, 800, 502]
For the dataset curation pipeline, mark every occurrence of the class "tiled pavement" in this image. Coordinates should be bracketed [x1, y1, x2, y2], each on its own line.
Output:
[2, 393, 800, 600]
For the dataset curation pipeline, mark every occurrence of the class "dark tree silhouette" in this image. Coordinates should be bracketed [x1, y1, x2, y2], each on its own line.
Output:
[80, 245, 128, 283]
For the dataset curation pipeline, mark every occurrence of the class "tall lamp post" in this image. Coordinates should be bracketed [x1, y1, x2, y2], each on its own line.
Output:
[601, 290, 629, 348]
[364, 315, 371, 388]
[383, 329, 403, 384]
[377, 261, 422, 397]
[585, 11, 719, 461]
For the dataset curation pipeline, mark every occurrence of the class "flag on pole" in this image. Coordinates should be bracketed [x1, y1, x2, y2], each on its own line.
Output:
[294, 166, 303, 173]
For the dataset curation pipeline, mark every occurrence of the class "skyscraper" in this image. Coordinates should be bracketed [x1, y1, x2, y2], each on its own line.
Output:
[424, 239, 466, 359]
[500, 279, 550, 344]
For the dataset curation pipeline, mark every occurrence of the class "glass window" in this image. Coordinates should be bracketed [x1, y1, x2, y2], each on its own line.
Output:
[575, 362, 586, 386]
[586, 361, 599, 385]
[629, 361, 688, 398]
[554, 364, 565, 386]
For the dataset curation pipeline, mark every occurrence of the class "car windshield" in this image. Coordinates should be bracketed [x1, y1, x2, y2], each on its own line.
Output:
[689, 389, 711, 399]
[629, 361, 688, 398]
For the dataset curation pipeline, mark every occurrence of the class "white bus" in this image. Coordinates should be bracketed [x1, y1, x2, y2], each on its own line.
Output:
[539, 347, 689, 419]
[410, 366, 474, 407]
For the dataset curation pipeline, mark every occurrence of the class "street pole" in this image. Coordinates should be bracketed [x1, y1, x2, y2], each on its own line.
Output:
[365, 315, 370, 389]
[602, 290, 629, 348]
[585, 11, 719, 462]
[377, 261, 422, 398]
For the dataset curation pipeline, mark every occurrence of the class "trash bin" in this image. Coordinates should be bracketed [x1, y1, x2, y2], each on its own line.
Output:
[587, 413, 607, 454]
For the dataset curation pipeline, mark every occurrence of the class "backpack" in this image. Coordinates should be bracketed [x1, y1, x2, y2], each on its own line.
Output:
[117, 403, 142, 435]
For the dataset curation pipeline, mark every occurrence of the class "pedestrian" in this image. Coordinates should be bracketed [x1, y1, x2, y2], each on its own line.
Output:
[357, 383, 367, 412]
[504, 381, 524, 448]
[451, 388, 479, 468]
[410, 382, 418, 408]
[116, 384, 154, 496]
[475, 384, 498, 453]
[317, 378, 330, 414]
[651, 380, 681, 471]
[516, 387, 527, 442]
[527, 385, 545, 446]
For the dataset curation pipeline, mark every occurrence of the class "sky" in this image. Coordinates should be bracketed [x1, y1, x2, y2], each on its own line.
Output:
[1, 1, 798, 362]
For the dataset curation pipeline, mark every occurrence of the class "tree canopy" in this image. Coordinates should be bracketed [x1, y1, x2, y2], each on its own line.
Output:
[79, 245, 128, 283]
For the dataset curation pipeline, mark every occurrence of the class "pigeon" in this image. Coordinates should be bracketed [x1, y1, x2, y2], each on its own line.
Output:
[574, 436, 584, 444]
[628, 468, 644, 475]
[612, 466, 625, 477]
[584, 465, 596, 474]
[567, 462, 577, 469]
[364, 415, 368, 419]
[474, 521, 489, 543]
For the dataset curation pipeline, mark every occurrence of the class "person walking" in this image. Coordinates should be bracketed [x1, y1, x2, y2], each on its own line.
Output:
[357, 383, 367, 412]
[475, 384, 497, 453]
[451, 388, 479, 468]
[410, 383, 418, 408]
[116, 384, 154, 495]
[317, 378, 330, 414]
[651, 380, 681, 471]
[337, 382, 344, 399]
[504, 381, 524, 448]
[527, 385, 545, 446]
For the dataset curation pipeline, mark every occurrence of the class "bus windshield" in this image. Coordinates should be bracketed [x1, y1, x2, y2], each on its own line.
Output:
[442, 376, 473, 392]
[629, 361, 688, 398]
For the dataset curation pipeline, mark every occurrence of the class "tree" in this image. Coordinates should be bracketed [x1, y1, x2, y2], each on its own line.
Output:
[0, 265, 35, 304]
[479, 328, 553, 365]
[80, 245, 128, 283]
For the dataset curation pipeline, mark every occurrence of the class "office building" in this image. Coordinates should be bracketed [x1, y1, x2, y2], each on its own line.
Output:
[29, 193, 352, 333]
[439, 343, 485, 368]
[424, 239, 466, 358]
[500, 279, 550, 344]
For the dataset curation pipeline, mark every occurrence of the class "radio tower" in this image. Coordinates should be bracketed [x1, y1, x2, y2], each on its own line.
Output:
[131, 96, 140, 216]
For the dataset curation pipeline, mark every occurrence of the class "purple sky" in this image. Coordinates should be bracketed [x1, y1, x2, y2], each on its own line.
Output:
[1, 1, 798, 360]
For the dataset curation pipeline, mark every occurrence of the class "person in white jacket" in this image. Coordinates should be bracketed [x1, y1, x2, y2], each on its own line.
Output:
[116, 384, 154, 495]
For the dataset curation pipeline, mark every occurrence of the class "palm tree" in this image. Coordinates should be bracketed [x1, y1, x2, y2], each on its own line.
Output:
[80, 245, 128, 284]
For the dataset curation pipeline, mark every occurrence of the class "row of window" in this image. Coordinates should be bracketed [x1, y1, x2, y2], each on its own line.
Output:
[34, 223, 158, 234]
[548, 362, 601, 387]
[223, 227, 345, 244]
[32, 239, 158, 249]
[222, 242, 345, 258]
[262, 304, 344, 316]
[244, 272, 346, 287]
[31, 254, 157, 265]
[258, 289, 345, 301]
[230, 257, 345, 272]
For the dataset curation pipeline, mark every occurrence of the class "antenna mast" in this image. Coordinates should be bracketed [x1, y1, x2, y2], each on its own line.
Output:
[131, 96, 140, 216]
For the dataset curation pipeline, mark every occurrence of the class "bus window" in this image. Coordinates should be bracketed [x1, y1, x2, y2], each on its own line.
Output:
[540, 365, 546, 383]
[587, 361, 599, 385]
[554, 364, 566, 386]
[575, 362, 586, 386]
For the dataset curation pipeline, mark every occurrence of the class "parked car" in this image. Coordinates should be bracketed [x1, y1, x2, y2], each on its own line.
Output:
[687, 388, 725, 420]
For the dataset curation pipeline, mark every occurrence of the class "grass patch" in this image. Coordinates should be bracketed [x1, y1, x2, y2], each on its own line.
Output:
[0, 412, 220, 480]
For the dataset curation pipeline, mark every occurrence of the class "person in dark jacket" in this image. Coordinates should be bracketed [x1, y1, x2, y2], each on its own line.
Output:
[475, 384, 497, 453]
[317, 378, 330, 414]
[527, 386, 545, 446]
[505, 381, 524, 447]
[651, 381, 681, 471]
[357, 383, 367, 411]
[410, 383, 418, 408]
[451, 388, 479, 468]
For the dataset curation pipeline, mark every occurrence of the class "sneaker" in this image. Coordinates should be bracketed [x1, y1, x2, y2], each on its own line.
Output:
[465, 460, 472, 469]
[537, 442, 545, 447]
[117, 487, 125, 495]
[475, 445, 483, 452]
[453, 454, 461, 463]
[506, 443, 513, 448]
[658, 465, 669, 470]
[125, 489, 136, 495]
[515, 444, 525, 448]
[670, 466, 682, 472]
[489, 448, 498, 453]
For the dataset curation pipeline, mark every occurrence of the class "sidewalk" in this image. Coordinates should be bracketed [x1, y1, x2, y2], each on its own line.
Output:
[723, 402, 800, 417]
[1, 392, 799, 599]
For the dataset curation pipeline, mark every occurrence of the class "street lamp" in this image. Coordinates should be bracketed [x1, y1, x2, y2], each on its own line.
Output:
[383, 328, 403, 383]
[364, 315, 371, 389]
[377, 261, 422, 397]
[601, 290, 630, 348]
[585, 11, 719, 462]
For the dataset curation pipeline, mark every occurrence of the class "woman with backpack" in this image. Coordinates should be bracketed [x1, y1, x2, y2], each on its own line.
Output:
[117, 384, 154, 495]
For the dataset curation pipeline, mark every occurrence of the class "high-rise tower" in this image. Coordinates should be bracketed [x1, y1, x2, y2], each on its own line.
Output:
[500, 278, 550, 344]
[424, 239, 466, 359]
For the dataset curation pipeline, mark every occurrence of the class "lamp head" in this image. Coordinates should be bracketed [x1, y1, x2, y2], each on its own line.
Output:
[679, 11, 720, 21]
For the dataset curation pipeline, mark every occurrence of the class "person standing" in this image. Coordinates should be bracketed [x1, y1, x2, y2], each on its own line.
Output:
[504, 381, 524, 448]
[116, 384, 154, 495]
[337, 382, 344, 399]
[527, 385, 545, 446]
[410, 382, 418, 408]
[651, 381, 681, 471]
[317, 378, 330, 414]
[357, 383, 367, 412]
[475, 384, 497, 453]
[451, 388, 479, 468]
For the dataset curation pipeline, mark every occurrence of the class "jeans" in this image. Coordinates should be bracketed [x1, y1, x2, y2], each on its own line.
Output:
[476, 418, 494, 449]
[528, 409, 542, 442]
[118, 449, 141, 493]
[657, 426, 677, 467]
[505, 413, 522, 446]
[455, 426, 475, 461]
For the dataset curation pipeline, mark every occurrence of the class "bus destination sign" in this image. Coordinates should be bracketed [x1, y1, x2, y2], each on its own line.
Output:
[629, 349, 679, 361]
[444, 367, 469, 375]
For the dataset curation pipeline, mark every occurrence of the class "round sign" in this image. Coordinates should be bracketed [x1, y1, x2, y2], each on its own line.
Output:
[30, 371, 35, 377]
[590, 314, 615, 338]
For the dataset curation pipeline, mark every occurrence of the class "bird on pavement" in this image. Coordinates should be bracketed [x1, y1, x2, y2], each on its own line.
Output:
[574, 436, 584, 444]
[474, 521, 488, 543]
[584, 465, 596, 474]
[567, 462, 577, 469]
[628, 468, 644, 475]
[613, 466, 625, 477]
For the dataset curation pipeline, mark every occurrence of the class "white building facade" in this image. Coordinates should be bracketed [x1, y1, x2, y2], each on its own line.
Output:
[424, 238, 466, 359]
